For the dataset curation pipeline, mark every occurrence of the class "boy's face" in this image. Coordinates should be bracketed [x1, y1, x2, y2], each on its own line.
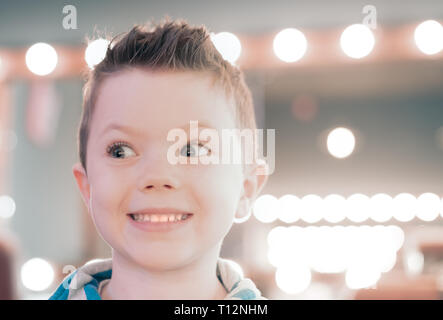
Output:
[73, 69, 264, 270]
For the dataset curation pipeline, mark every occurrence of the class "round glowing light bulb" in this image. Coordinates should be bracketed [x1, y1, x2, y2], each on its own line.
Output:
[327, 127, 356, 158]
[253, 194, 278, 223]
[85, 38, 110, 69]
[392, 193, 417, 222]
[273, 28, 307, 63]
[25, 42, 58, 76]
[275, 264, 311, 295]
[345, 266, 381, 289]
[210, 32, 242, 64]
[300, 194, 323, 223]
[370, 193, 393, 223]
[21, 258, 54, 291]
[340, 24, 375, 59]
[416, 193, 441, 222]
[323, 194, 346, 223]
[345, 193, 370, 223]
[277, 194, 301, 223]
[0, 195, 16, 219]
[414, 20, 443, 55]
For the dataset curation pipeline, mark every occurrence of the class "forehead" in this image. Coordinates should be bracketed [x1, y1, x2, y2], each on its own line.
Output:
[91, 68, 237, 139]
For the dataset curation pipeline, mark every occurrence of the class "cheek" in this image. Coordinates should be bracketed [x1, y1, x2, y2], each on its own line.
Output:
[193, 165, 243, 225]
[87, 167, 133, 242]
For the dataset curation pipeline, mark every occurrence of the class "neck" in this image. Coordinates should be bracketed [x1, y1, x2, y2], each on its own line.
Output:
[101, 245, 228, 300]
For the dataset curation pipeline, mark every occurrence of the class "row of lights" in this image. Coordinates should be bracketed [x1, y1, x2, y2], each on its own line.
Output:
[2, 191, 442, 223]
[253, 192, 443, 224]
[2, 20, 442, 77]
[270, 225, 407, 294]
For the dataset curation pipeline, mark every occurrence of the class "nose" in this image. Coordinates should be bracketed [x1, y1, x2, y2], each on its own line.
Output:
[138, 172, 181, 192]
[136, 146, 181, 192]
[145, 180, 175, 190]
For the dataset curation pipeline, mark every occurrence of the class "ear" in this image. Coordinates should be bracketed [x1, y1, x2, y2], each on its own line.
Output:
[72, 162, 92, 213]
[235, 159, 269, 222]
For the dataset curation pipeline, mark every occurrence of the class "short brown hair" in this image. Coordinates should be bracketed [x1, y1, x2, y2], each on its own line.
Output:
[78, 17, 257, 174]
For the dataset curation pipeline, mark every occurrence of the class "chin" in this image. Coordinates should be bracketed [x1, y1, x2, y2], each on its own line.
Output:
[129, 247, 195, 271]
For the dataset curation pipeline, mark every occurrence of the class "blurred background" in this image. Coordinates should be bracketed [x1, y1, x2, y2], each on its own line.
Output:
[0, 0, 443, 300]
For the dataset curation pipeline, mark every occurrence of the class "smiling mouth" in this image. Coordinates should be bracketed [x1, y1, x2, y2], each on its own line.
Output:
[128, 213, 193, 223]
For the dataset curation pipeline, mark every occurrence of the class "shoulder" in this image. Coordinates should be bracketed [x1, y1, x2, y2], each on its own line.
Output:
[48, 258, 112, 300]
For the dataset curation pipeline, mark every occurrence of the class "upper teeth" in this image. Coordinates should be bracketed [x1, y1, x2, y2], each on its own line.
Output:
[131, 213, 189, 222]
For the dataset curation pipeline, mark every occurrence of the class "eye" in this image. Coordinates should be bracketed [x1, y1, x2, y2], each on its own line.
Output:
[106, 141, 136, 159]
[180, 141, 211, 158]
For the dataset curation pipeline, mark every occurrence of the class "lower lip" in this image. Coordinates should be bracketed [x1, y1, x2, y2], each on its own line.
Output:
[127, 214, 193, 232]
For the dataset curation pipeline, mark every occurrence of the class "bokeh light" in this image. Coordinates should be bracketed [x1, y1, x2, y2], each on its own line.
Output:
[210, 32, 242, 64]
[340, 24, 375, 59]
[370, 193, 393, 223]
[25, 42, 58, 76]
[21, 258, 54, 291]
[323, 194, 346, 223]
[273, 28, 307, 63]
[416, 192, 441, 222]
[0, 195, 16, 219]
[85, 38, 110, 69]
[405, 250, 424, 275]
[275, 264, 311, 295]
[327, 127, 356, 158]
[392, 193, 417, 222]
[345, 193, 370, 223]
[300, 194, 323, 223]
[414, 20, 443, 55]
[345, 265, 381, 289]
[253, 194, 278, 223]
[277, 194, 301, 223]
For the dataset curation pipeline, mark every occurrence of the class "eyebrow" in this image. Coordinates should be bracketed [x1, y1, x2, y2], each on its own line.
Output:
[101, 122, 216, 136]
[101, 123, 144, 137]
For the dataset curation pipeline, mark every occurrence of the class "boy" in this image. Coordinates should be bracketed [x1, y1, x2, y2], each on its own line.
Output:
[49, 18, 268, 300]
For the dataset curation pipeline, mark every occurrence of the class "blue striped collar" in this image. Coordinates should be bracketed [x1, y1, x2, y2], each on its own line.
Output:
[48, 257, 266, 300]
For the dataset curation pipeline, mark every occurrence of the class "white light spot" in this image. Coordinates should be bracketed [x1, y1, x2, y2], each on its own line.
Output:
[370, 193, 393, 223]
[345, 193, 370, 223]
[340, 24, 375, 59]
[323, 194, 346, 223]
[85, 38, 110, 69]
[275, 264, 311, 295]
[253, 194, 278, 223]
[210, 32, 242, 64]
[327, 127, 356, 159]
[345, 265, 381, 289]
[300, 194, 323, 223]
[405, 250, 424, 276]
[414, 20, 443, 55]
[0, 195, 16, 219]
[416, 192, 441, 222]
[277, 194, 301, 223]
[386, 225, 405, 252]
[25, 43, 58, 76]
[392, 193, 417, 222]
[21, 258, 54, 291]
[273, 28, 307, 63]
